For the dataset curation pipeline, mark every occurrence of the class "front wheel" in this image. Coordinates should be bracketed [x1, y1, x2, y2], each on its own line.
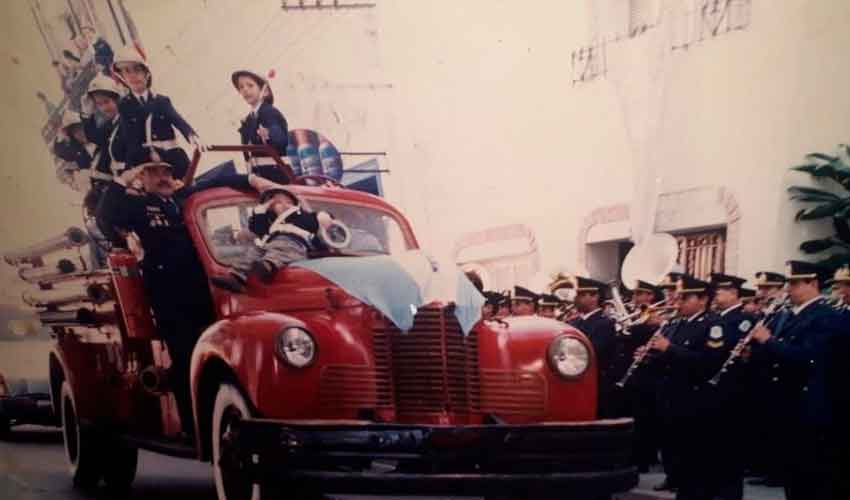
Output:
[212, 383, 261, 500]
[60, 381, 103, 489]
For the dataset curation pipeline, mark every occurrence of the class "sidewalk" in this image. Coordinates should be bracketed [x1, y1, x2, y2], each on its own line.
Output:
[622, 472, 784, 500]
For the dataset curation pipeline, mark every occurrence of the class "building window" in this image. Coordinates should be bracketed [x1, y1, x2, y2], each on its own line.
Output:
[675, 229, 726, 280]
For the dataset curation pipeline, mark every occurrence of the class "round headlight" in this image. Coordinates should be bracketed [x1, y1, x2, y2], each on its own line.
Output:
[547, 336, 590, 378]
[275, 327, 317, 368]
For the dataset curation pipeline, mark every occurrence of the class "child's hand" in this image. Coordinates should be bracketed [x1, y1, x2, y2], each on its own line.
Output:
[317, 211, 334, 229]
[257, 125, 270, 143]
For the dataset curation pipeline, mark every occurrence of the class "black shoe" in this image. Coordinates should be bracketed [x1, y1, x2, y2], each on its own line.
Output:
[653, 479, 677, 491]
[210, 273, 247, 293]
[252, 260, 277, 284]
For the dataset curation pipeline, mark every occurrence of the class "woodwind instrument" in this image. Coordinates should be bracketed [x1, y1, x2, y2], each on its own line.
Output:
[616, 319, 671, 388]
[708, 292, 789, 386]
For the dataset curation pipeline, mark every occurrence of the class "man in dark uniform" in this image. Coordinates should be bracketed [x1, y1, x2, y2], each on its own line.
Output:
[53, 111, 93, 176]
[619, 280, 664, 473]
[753, 271, 786, 312]
[569, 277, 619, 418]
[740, 288, 760, 315]
[709, 273, 757, 499]
[750, 261, 848, 500]
[536, 293, 561, 319]
[510, 286, 538, 316]
[644, 275, 732, 500]
[97, 147, 267, 438]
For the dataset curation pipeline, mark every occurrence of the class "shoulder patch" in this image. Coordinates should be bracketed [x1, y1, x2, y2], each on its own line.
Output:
[709, 326, 723, 340]
[739, 320, 752, 333]
[706, 339, 724, 349]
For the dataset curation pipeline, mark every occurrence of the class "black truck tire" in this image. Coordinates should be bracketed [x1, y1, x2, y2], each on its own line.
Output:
[60, 381, 103, 490]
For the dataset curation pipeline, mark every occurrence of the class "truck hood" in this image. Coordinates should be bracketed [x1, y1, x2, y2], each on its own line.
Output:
[291, 250, 484, 335]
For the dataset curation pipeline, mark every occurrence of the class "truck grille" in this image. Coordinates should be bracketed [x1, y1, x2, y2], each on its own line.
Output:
[319, 306, 547, 418]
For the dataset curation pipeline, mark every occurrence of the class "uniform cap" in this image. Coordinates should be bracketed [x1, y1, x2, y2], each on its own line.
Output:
[740, 288, 757, 301]
[537, 293, 561, 307]
[676, 275, 710, 294]
[87, 74, 123, 99]
[60, 111, 83, 130]
[260, 186, 298, 205]
[754, 271, 786, 287]
[511, 286, 538, 302]
[828, 266, 850, 284]
[709, 273, 747, 290]
[112, 47, 151, 88]
[633, 280, 661, 295]
[573, 276, 606, 293]
[785, 261, 828, 282]
[658, 272, 684, 290]
[232, 70, 274, 104]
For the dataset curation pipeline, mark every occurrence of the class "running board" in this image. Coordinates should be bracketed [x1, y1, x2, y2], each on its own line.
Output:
[119, 433, 197, 459]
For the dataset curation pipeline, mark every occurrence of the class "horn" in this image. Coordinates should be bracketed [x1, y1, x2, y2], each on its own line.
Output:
[621, 233, 679, 290]
[18, 259, 78, 284]
[318, 219, 352, 250]
[4, 228, 89, 266]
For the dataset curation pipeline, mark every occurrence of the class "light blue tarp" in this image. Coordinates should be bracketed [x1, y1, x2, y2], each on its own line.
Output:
[292, 251, 484, 334]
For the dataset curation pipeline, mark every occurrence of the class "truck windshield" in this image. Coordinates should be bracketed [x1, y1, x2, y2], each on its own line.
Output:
[203, 198, 413, 266]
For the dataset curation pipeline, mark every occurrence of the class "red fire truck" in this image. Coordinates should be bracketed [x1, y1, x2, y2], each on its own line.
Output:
[6, 147, 636, 499]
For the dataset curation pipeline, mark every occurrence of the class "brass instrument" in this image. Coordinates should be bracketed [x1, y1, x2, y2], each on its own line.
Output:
[616, 319, 671, 388]
[708, 292, 790, 386]
[614, 300, 673, 326]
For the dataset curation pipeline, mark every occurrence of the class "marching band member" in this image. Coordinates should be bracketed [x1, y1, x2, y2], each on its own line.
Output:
[509, 286, 538, 316]
[753, 271, 786, 312]
[644, 275, 733, 500]
[740, 288, 761, 315]
[112, 47, 202, 181]
[749, 261, 846, 500]
[569, 277, 619, 418]
[536, 293, 561, 319]
[828, 266, 850, 312]
[232, 69, 290, 184]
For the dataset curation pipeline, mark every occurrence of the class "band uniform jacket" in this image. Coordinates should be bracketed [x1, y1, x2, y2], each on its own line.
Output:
[655, 311, 730, 419]
[113, 92, 196, 177]
[239, 102, 289, 183]
[755, 299, 845, 427]
[53, 136, 92, 170]
[570, 309, 618, 417]
[82, 114, 120, 182]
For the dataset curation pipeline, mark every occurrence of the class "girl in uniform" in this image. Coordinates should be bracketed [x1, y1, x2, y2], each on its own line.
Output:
[111, 46, 201, 181]
[232, 70, 290, 184]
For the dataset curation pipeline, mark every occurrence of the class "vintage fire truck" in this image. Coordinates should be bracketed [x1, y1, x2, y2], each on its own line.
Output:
[5, 146, 636, 499]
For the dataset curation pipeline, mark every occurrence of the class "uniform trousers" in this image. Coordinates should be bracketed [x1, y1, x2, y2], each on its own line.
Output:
[230, 236, 308, 280]
[142, 259, 214, 436]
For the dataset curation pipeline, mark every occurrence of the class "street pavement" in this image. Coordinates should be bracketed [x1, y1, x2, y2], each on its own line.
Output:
[0, 425, 783, 500]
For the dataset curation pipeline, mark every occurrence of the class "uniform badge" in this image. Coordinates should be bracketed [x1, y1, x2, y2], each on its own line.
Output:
[739, 320, 752, 332]
[709, 326, 723, 339]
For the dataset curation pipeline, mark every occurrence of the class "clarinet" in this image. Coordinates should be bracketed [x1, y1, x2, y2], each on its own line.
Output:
[708, 293, 789, 386]
[615, 319, 671, 388]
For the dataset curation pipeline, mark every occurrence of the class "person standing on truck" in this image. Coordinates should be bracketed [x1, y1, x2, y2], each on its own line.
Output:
[232, 69, 291, 184]
[97, 147, 270, 438]
[569, 276, 619, 418]
[81, 75, 125, 191]
[111, 46, 202, 181]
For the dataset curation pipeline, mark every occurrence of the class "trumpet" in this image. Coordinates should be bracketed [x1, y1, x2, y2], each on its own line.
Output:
[614, 300, 673, 325]
[616, 319, 671, 388]
[708, 292, 790, 386]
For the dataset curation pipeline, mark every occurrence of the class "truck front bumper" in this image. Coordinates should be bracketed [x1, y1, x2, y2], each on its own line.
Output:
[233, 418, 637, 497]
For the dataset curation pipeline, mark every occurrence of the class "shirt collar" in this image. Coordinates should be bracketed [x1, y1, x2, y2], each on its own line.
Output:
[251, 101, 263, 116]
[792, 296, 821, 315]
[132, 90, 152, 102]
[720, 302, 742, 317]
[580, 308, 602, 321]
[687, 311, 704, 322]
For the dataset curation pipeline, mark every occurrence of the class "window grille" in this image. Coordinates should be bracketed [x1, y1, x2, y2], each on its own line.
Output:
[675, 229, 726, 280]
